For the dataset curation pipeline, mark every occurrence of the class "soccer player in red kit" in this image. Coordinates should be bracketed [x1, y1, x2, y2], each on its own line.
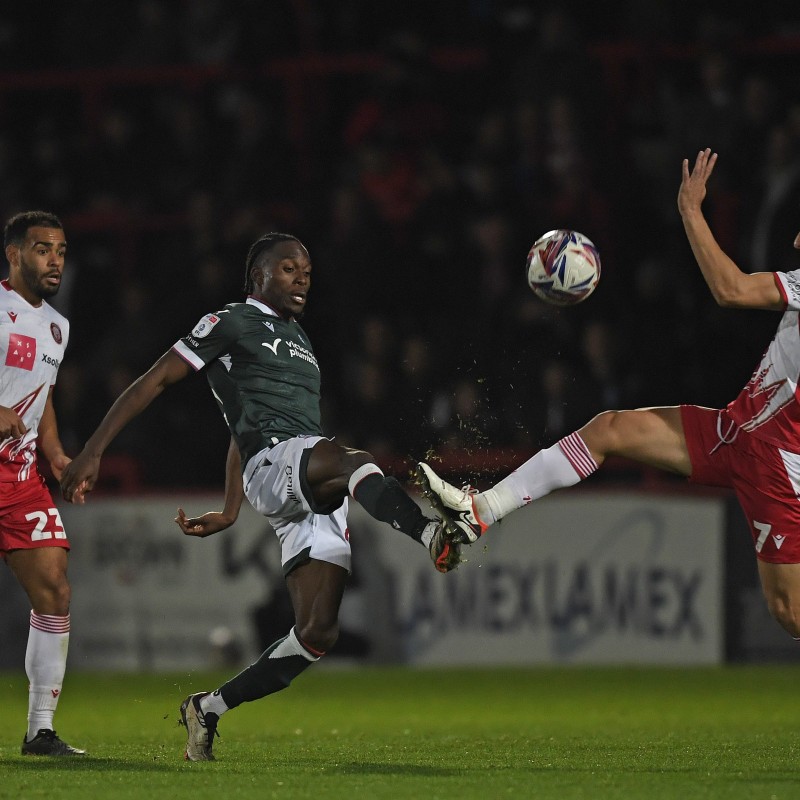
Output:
[420, 149, 800, 641]
[1, 211, 84, 755]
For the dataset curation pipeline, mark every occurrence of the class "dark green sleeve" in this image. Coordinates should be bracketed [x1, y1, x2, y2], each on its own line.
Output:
[172, 309, 239, 370]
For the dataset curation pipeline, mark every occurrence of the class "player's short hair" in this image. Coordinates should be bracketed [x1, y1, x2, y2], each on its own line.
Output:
[244, 232, 301, 294]
[3, 210, 64, 249]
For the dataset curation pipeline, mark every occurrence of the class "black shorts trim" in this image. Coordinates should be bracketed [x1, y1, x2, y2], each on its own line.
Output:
[299, 447, 345, 515]
[283, 546, 312, 577]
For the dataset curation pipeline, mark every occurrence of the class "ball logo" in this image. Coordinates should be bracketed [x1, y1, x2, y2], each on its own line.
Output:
[191, 314, 221, 339]
[50, 322, 62, 344]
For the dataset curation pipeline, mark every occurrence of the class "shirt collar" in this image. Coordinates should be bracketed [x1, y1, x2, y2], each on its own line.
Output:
[246, 295, 287, 318]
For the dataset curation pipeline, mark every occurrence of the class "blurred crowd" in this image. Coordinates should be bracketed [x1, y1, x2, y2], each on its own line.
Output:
[2, 1, 800, 488]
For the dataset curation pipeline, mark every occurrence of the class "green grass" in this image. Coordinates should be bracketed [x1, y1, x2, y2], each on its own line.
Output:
[1, 666, 799, 799]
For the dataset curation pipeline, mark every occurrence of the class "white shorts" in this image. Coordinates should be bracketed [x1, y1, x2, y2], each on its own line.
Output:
[243, 435, 351, 575]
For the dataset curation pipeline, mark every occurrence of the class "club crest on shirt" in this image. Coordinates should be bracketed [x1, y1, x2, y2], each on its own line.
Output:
[50, 322, 62, 344]
[192, 314, 221, 339]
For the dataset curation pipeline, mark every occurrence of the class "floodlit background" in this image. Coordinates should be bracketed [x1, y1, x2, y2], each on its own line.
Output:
[2, 1, 800, 670]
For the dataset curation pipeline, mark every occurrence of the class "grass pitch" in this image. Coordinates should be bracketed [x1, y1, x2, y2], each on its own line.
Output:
[1, 665, 799, 799]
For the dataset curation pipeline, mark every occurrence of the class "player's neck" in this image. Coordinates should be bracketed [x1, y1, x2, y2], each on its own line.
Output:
[5, 277, 44, 308]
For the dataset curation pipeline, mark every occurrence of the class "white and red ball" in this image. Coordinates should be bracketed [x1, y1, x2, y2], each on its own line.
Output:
[526, 229, 601, 306]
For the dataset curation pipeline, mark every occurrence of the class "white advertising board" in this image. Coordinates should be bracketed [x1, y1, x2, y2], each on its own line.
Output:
[58, 490, 724, 670]
[59, 496, 283, 671]
[352, 491, 725, 665]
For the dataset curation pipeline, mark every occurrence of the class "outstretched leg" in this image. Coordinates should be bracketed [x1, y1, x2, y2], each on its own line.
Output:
[307, 439, 460, 572]
[420, 406, 691, 540]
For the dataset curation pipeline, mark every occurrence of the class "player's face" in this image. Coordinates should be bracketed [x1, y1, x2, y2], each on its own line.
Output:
[258, 240, 311, 318]
[6, 226, 66, 304]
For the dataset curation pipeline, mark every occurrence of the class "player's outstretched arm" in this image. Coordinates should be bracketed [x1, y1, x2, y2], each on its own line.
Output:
[678, 148, 783, 310]
[175, 438, 244, 538]
[61, 350, 192, 502]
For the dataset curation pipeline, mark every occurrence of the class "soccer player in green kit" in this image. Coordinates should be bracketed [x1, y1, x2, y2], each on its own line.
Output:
[60, 233, 460, 761]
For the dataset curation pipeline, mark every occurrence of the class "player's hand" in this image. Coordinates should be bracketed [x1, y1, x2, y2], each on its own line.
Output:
[175, 507, 234, 538]
[678, 147, 718, 217]
[0, 406, 27, 440]
[48, 452, 70, 482]
[60, 452, 100, 504]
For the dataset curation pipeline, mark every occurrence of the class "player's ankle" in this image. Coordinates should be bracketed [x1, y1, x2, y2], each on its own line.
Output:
[473, 493, 496, 525]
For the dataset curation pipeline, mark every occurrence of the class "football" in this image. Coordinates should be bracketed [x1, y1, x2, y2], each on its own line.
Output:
[526, 229, 601, 306]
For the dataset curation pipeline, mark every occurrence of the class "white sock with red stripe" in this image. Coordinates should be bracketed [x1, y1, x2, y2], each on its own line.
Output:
[476, 432, 598, 524]
[25, 612, 70, 741]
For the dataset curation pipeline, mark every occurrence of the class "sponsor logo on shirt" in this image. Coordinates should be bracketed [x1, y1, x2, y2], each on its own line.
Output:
[262, 338, 282, 355]
[5, 333, 36, 370]
[288, 340, 319, 370]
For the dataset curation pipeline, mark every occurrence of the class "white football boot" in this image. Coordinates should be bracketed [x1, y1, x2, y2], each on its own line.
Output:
[417, 462, 489, 544]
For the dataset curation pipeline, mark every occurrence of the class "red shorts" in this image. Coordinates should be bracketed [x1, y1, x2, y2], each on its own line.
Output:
[682, 404, 800, 564]
[0, 473, 70, 556]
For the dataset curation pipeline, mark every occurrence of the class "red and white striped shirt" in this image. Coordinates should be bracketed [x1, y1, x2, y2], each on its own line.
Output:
[727, 270, 800, 451]
[0, 280, 69, 481]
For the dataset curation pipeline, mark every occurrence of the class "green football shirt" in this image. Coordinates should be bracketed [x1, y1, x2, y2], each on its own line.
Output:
[172, 297, 322, 467]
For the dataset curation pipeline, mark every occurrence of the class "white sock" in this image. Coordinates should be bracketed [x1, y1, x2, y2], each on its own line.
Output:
[419, 521, 438, 549]
[476, 432, 598, 524]
[26, 612, 70, 741]
[200, 689, 230, 717]
[270, 627, 321, 662]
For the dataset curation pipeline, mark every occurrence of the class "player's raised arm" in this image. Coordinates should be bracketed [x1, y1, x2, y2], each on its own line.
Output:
[678, 148, 783, 310]
[61, 349, 192, 502]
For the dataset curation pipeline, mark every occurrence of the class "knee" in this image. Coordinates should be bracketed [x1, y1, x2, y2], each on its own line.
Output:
[580, 410, 620, 452]
[296, 618, 339, 655]
[590, 410, 622, 436]
[32, 578, 71, 617]
[343, 447, 375, 474]
[765, 592, 800, 638]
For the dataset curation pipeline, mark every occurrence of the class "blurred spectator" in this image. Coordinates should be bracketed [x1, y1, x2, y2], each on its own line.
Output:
[117, 1, 177, 66]
[431, 376, 504, 453]
[580, 318, 624, 411]
[0, 5, 798, 485]
[392, 333, 440, 457]
[181, 0, 242, 65]
[747, 124, 800, 272]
